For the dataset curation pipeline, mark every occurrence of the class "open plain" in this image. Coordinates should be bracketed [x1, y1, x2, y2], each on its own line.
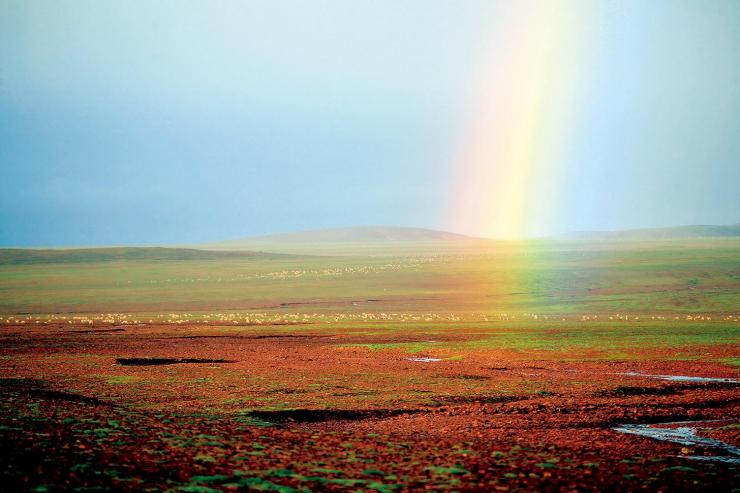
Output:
[1, 239, 738, 491]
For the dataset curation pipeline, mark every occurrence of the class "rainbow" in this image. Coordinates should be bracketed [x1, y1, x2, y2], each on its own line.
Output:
[450, 2, 597, 239]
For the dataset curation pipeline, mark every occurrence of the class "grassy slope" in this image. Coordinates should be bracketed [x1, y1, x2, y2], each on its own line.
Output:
[0, 247, 297, 265]
[0, 239, 738, 315]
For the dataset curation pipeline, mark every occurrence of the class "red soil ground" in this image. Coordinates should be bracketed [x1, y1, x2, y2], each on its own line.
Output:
[1, 322, 738, 492]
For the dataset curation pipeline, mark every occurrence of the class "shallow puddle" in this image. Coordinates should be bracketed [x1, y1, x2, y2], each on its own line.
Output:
[613, 421, 740, 464]
[116, 357, 234, 366]
[619, 371, 739, 384]
[407, 357, 442, 362]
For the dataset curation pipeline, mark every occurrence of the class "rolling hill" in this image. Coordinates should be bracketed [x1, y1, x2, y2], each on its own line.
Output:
[0, 247, 295, 265]
[200, 226, 482, 255]
[4, 224, 737, 261]
[563, 223, 740, 241]
[235, 226, 477, 243]
[209, 226, 478, 247]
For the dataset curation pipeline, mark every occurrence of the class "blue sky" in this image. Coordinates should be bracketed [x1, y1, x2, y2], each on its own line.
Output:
[1, 0, 738, 245]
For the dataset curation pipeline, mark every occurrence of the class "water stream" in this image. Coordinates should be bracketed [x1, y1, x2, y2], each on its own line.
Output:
[613, 421, 740, 464]
[618, 371, 739, 384]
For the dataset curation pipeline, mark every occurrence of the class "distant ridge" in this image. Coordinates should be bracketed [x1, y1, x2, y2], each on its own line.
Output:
[0, 247, 294, 265]
[215, 226, 479, 246]
[563, 223, 740, 240]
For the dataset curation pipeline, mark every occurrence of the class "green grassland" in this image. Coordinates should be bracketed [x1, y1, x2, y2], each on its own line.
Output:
[0, 247, 294, 264]
[0, 238, 738, 317]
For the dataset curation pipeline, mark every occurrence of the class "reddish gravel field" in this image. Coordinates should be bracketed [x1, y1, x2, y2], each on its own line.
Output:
[1, 318, 738, 492]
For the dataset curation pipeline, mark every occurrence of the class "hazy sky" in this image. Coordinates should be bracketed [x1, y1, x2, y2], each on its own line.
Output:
[1, 0, 738, 245]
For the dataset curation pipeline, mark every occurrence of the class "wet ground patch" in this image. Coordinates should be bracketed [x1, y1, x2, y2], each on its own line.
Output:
[115, 357, 235, 366]
[172, 334, 329, 340]
[244, 408, 421, 424]
[614, 421, 740, 464]
[599, 382, 734, 397]
[254, 334, 322, 339]
[68, 328, 126, 334]
[619, 371, 739, 384]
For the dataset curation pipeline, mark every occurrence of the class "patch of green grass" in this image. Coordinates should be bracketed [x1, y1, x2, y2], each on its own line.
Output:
[336, 342, 438, 353]
[100, 375, 139, 385]
[718, 357, 740, 367]
[234, 415, 275, 427]
[424, 465, 470, 475]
